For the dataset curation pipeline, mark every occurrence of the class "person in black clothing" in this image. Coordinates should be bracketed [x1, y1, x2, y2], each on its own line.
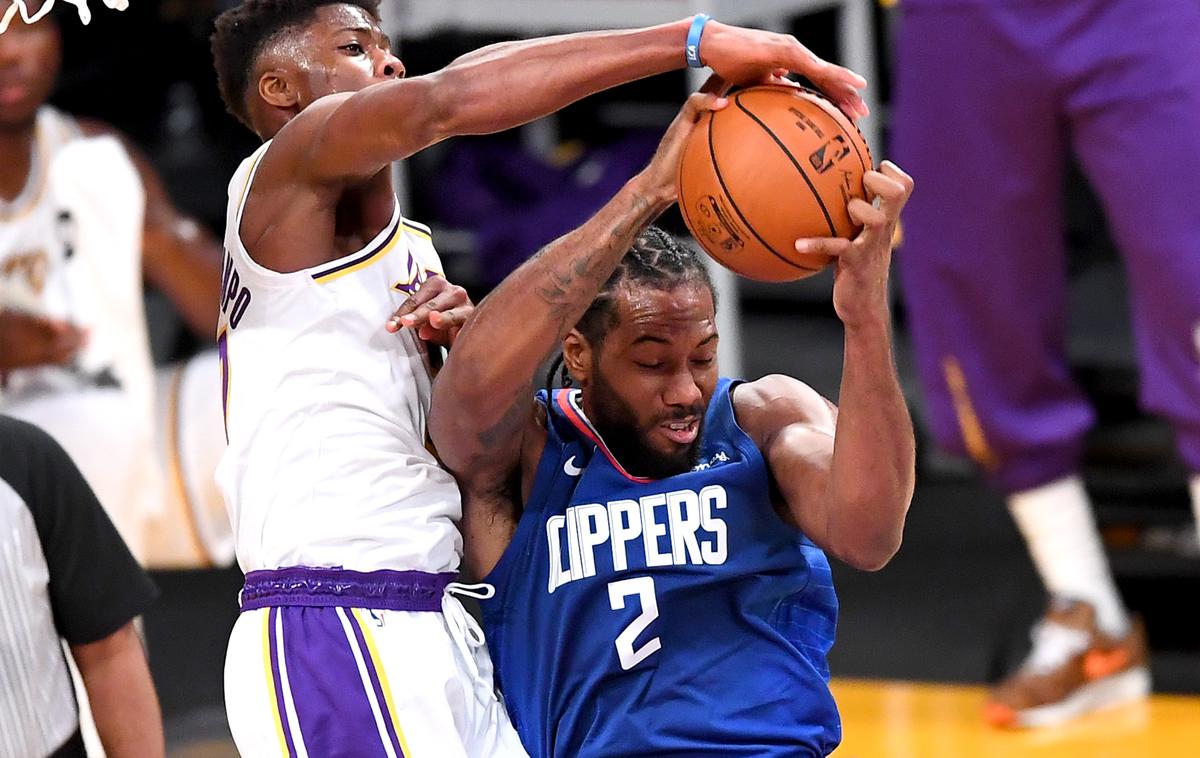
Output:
[0, 415, 163, 758]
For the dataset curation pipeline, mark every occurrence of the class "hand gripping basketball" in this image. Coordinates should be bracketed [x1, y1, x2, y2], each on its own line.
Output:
[807, 161, 915, 329]
[633, 76, 732, 208]
[697, 21, 868, 121]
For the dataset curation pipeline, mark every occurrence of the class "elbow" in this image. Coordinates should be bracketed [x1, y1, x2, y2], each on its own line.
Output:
[829, 502, 909, 572]
[429, 388, 469, 471]
[838, 536, 902, 572]
[429, 378, 497, 474]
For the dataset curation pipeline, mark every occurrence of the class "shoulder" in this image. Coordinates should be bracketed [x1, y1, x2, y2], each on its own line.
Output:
[732, 375, 837, 446]
[71, 117, 152, 187]
[262, 93, 355, 168]
[75, 116, 116, 140]
[733, 374, 835, 418]
[0, 415, 64, 473]
[36, 113, 131, 179]
[0, 416, 84, 523]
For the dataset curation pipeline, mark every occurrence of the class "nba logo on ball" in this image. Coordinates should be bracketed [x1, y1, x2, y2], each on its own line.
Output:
[677, 85, 873, 282]
[695, 195, 746, 255]
[809, 135, 852, 174]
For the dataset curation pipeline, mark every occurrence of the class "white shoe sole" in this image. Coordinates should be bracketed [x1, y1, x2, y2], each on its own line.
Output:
[1017, 666, 1151, 728]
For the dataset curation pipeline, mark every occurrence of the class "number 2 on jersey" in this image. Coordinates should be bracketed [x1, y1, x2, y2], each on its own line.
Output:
[608, 576, 661, 670]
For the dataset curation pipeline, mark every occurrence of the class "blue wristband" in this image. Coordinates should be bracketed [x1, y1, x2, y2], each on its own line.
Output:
[686, 14, 710, 68]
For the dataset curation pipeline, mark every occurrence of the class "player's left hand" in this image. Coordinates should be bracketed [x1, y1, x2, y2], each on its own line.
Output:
[385, 275, 473, 347]
[792, 161, 914, 329]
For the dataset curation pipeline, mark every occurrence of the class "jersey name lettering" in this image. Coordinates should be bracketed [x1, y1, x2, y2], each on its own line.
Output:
[219, 250, 252, 330]
[546, 484, 728, 593]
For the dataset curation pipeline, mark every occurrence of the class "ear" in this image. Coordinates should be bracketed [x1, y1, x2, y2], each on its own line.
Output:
[258, 68, 299, 110]
[562, 330, 594, 388]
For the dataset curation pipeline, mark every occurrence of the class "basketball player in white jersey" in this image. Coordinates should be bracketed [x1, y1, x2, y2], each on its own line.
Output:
[0, 5, 232, 570]
[209, 0, 867, 753]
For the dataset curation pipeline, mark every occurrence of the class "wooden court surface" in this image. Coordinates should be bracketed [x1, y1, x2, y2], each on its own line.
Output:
[832, 678, 1200, 758]
[168, 678, 1200, 756]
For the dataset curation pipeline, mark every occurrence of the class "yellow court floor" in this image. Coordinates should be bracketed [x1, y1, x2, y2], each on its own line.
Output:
[832, 679, 1200, 758]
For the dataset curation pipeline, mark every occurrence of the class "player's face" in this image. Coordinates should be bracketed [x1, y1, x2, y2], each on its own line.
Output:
[0, 13, 61, 130]
[584, 282, 719, 479]
[293, 5, 404, 105]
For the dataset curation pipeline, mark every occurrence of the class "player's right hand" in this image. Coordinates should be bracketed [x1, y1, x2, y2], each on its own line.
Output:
[385, 275, 473, 347]
[794, 161, 914, 329]
[634, 77, 730, 207]
[700, 22, 868, 120]
[0, 309, 87, 370]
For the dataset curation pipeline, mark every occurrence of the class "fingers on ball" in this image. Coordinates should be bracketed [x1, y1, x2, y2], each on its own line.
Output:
[847, 198, 885, 228]
[863, 170, 908, 204]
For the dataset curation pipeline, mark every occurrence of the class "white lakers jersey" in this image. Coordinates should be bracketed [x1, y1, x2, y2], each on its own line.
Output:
[0, 106, 160, 559]
[216, 142, 463, 574]
[0, 107, 152, 404]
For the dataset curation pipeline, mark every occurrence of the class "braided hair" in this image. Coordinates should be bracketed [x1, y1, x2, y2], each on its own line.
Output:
[544, 226, 716, 390]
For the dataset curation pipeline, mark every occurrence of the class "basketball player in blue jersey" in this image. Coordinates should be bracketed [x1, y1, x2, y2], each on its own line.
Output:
[209, 1, 868, 754]
[426, 87, 916, 756]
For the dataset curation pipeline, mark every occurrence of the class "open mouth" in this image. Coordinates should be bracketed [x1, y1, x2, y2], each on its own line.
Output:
[658, 418, 699, 445]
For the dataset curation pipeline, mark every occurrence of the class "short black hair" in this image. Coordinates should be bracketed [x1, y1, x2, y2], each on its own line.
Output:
[211, 0, 381, 128]
[546, 227, 717, 389]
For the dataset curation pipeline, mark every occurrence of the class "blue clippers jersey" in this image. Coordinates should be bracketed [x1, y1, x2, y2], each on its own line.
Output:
[481, 379, 841, 758]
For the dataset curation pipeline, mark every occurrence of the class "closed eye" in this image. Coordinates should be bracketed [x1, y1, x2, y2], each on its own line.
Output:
[634, 361, 663, 370]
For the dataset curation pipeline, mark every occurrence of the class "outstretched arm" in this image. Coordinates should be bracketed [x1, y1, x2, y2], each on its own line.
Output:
[737, 162, 916, 571]
[429, 89, 727, 478]
[294, 19, 866, 184]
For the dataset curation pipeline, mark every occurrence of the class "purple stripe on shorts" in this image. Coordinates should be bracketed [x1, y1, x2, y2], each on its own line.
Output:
[240, 567, 456, 612]
[278, 607, 392, 757]
[349, 610, 405, 756]
[267, 607, 300, 758]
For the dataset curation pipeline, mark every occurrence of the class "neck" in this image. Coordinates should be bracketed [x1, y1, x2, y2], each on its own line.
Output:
[0, 123, 37, 203]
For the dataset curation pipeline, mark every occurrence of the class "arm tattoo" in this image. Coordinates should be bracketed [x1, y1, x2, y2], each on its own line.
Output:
[534, 193, 656, 332]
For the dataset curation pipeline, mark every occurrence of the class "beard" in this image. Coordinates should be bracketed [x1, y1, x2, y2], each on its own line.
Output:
[586, 366, 706, 480]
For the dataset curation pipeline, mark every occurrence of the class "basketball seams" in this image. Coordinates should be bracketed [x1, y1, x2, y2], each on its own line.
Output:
[733, 92, 838, 239]
[705, 108, 818, 273]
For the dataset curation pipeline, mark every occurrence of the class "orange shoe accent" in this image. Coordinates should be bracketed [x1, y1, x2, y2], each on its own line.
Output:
[984, 601, 1149, 730]
[983, 702, 1017, 728]
[1084, 647, 1132, 681]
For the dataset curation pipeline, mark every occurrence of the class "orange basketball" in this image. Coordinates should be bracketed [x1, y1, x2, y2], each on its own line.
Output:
[677, 85, 873, 282]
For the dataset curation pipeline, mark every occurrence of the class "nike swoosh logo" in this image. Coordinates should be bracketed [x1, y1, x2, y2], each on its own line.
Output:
[563, 456, 582, 476]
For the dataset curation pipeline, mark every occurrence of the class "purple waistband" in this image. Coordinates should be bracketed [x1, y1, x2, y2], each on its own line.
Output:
[239, 567, 457, 612]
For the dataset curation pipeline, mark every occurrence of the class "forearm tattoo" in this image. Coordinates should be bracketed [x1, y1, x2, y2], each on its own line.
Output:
[534, 193, 655, 333]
